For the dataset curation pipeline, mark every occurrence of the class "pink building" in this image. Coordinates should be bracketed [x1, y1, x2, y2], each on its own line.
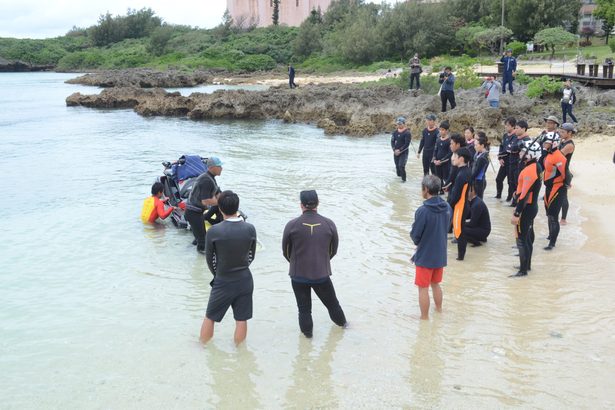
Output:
[227, 0, 332, 27]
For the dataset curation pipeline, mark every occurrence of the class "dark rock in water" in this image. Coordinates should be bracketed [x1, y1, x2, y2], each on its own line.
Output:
[549, 331, 563, 339]
[65, 82, 615, 137]
[0, 56, 54, 72]
[65, 69, 211, 88]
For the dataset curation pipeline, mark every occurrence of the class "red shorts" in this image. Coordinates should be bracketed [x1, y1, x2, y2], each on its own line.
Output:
[414, 266, 444, 288]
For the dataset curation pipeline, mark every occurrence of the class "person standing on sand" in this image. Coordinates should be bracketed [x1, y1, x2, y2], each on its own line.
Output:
[542, 132, 569, 251]
[410, 175, 452, 320]
[409, 53, 422, 90]
[288, 64, 298, 89]
[200, 191, 257, 345]
[391, 116, 411, 182]
[282, 190, 348, 338]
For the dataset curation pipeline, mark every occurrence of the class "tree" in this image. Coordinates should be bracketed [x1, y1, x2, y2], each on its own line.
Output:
[534, 27, 577, 59]
[580, 26, 595, 42]
[148, 25, 173, 56]
[473, 26, 513, 55]
[293, 19, 323, 57]
[595, 0, 615, 44]
[272, 0, 280, 26]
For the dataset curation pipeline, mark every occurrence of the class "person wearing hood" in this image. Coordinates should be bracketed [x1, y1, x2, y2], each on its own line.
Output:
[410, 175, 452, 320]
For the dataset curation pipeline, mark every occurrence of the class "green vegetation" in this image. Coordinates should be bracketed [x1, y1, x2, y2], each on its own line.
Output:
[0, 0, 589, 75]
[610, 39, 615, 53]
[533, 27, 577, 59]
[514, 70, 532, 85]
[526, 76, 562, 98]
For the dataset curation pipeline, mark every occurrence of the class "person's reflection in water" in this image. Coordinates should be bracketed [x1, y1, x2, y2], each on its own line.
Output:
[285, 326, 344, 408]
[205, 344, 262, 408]
[408, 321, 444, 407]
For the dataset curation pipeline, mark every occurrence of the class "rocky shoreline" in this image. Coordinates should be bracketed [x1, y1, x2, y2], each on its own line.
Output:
[65, 68, 214, 88]
[65, 71, 615, 138]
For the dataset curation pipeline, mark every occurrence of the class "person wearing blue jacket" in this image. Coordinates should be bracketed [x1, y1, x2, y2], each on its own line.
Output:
[410, 174, 452, 320]
[500, 49, 517, 95]
[438, 66, 456, 112]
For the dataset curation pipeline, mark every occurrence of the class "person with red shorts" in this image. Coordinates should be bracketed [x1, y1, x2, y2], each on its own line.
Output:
[410, 175, 452, 320]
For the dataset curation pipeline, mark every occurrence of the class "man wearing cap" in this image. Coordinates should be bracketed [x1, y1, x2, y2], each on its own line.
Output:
[559, 123, 576, 225]
[418, 114, 439, 175]
[438, 67, 456, 112]
[500, 49, 517, 95]
[391, 116, 411, 182]
[282, 190, 347, 338]
[185, 157, 223, 253]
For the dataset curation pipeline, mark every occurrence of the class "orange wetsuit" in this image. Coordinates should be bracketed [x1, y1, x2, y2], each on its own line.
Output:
[141, 196, 173, 223]
[543, 149, 567, 207]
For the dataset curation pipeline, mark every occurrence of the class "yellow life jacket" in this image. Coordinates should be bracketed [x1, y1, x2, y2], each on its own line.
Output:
[141, 196, 155, 223]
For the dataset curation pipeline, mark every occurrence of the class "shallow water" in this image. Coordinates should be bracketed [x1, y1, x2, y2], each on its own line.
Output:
[1, 73, 614, 409]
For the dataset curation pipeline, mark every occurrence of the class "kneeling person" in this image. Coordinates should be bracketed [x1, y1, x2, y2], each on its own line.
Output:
[457, 183, 491, 260]
[200, 190, 257, 345]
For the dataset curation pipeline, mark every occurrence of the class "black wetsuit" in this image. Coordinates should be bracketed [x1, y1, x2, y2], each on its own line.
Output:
[185, 171, 219, 251]
[496, 132, 514, 199]
[418, 127, 438, 175]
[560, 139, 575, 220]
[514, 160, 543, 274]
[471, 151, 490, 198]
[391, 128, 411, 182]
[448, 165, 471, 258]
[433, 136, 452, 186]
[458, 195, 491, 259]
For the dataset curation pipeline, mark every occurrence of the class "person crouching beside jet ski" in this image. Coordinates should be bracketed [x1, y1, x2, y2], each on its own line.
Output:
[141, 182, 175, 224]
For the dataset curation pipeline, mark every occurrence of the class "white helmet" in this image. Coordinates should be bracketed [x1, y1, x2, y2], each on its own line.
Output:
[520, 139, 542, 161]
[541, 131, 560, 149]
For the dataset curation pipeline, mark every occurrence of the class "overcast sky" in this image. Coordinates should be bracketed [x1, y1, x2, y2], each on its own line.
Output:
[0, 0, 392, 39]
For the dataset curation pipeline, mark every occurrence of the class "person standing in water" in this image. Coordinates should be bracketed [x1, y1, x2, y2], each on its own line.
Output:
[471, 132, 490, 199]
[391, 116, 411, 182]
[433, 121, 452, 189]
[558, 123, 576, 225]
[510, 139, 543, 277]
[495, 117, 516, 201]
[410, 175, 452, 320]
[447, 148, 472, 260]
[417, 114, 439, 176]
[200, 191, 257, 345]
[282, 190, 347, 338]
[542, 132, 569, 251]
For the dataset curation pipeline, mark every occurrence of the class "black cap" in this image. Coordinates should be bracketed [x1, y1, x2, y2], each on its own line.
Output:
[300, 190, 319, 209]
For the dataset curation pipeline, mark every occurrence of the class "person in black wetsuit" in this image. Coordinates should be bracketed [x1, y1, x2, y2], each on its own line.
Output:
[457, 182, 491, 261]
[464, 127, 476, 163]
[417, 113, 439, 175]
[442, 133, 466, 194]
[495, 117, 516, 200]
[433, 120, 452, 190]
[558, 122, 576, 225]
[447, 147, 472, 258]
[200, 190, 257, 345]
[185, 157, 223, 253]
[509, 120, 531, 207]
[471, 132, 490, 199]
[391, 116, 411, 182]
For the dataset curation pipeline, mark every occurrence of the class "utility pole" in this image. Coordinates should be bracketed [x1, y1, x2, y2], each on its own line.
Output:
[500, 0, 505, 54]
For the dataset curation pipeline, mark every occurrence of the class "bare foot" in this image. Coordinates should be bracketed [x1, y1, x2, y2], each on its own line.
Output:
[435, 306, 442, 313]
[420, 315, 429, 320]
[560, 219, 567, 225]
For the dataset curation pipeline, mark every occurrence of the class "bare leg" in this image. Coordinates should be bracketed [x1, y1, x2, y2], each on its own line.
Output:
[431, 283, 443, 313]
[418, 287, 430, 320]
[200, 317, 215, 343]
[234, 321, 247, 345]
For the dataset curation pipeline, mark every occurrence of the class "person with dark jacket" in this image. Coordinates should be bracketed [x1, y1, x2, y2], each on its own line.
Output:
[200, 191, 257, 345]
[509, 120, 531, 207]
[495, 117, 516, 200]
[447, 148, 472, 257]
[410, 175, 452, 320]
[433, 121, 452, 188]
[409, 53, 422, 90]
[471, 132, 490, 198]
[288, 64, 298, 89]
[500, 49, 517, 95]
[417, 113, 439, 175]
[391, 116, 411, 182]
[185, 157, 223, 252]
[442, 133, 466, 194]
[282, 190, 347, 338]
[439, 66, 456, 112]
[457, 183, 491, 261]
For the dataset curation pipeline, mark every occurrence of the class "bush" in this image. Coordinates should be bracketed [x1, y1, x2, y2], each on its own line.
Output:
[609, 38, 615, 53]
[454, 66, 482, 89]
[506, 41, 526, 57]
[514, 69, 531, 85]
[579, 40, 593, 47]
[526, 75, 561, 98]
[236, 54, 276, 71]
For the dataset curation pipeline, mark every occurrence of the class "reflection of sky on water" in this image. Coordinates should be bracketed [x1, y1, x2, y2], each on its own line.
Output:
[165, 84, 269, 96]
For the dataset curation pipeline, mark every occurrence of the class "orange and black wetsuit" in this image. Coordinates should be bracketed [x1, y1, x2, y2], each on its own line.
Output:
[543, 149, 567, 248]
[141, 196, 173, 223]
[560, 139, 575, 220]
[514, 160, 542, 274]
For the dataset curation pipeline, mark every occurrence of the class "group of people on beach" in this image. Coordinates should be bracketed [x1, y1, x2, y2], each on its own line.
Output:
[394, 113, 576, 318]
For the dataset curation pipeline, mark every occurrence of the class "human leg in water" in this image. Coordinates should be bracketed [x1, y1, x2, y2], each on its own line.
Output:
[291, 280, 314, 338]
[313, 278, 347, 328]
[561, 194, 569, 224]
[545, 189, 564, 250]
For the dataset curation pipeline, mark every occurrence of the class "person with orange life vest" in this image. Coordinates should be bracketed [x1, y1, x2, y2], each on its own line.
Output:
[542, 132, 569, 250]
[558, 123, 576, 225]
[141, 182, 175, 223]
[510, 139, 543, 278]
[447, 147, 472, 260]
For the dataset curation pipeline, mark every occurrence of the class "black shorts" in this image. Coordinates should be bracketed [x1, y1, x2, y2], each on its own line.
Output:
[206, 276, 254, 322]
